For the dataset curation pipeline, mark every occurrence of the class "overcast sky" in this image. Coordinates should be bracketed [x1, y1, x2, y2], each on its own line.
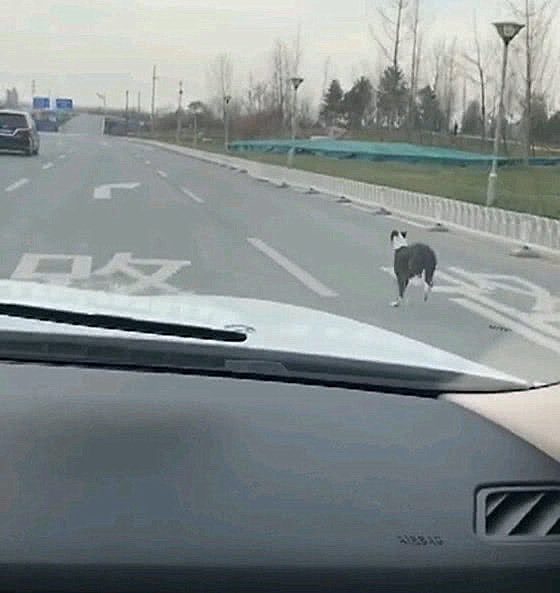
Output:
[0, 1, 552, 111]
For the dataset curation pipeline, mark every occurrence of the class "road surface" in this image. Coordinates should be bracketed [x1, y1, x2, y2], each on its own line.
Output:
[1, 114, 559, 384]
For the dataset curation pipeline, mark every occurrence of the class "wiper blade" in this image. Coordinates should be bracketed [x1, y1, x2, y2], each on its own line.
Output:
[0, 302, 246, 343]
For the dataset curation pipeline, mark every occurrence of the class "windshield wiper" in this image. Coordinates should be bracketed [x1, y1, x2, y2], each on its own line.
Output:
[0, 302, 246, 343]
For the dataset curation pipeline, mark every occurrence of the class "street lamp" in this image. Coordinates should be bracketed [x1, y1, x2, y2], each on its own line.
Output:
[224, 94, 232, 151]
[189, 103, 201, 147]
[287, 76, 304, 167]
[96, 93, 107, 134]
[486, 21, 524, 207]
[176, 81, 184, 144]
[96, 92, 106, 115]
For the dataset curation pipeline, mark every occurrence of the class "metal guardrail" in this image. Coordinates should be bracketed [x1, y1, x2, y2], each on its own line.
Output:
[134, 139, 560, 254]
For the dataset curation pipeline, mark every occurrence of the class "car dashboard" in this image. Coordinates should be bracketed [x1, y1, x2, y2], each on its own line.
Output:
[0, 361, 559, 592]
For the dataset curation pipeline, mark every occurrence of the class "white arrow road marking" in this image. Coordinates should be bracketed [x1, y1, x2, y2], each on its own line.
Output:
[5, 178, 29, 192]
[181, 187, 204, 203]
[157, 170, 168, 178]
[248, 238, 337, 298]
[42, 162, 54, 170]
[93, 182, 141, 200]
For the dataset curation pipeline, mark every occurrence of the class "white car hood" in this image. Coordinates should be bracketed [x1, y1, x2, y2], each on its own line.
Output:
[0, 280, 527, 387]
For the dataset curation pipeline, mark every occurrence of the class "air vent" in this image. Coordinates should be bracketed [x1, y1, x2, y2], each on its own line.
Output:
[476, 485, 560, 540]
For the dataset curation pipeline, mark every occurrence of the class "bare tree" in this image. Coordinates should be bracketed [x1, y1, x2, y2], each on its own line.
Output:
[407, 0, 421, 127]
[434, 38, 458, 131]
[461, 12, 496, 141]
[507, 0, 558, 160]
[207, 53, 234, 120]
[269, 29, 304, 128]
[370, 0, 409, 69]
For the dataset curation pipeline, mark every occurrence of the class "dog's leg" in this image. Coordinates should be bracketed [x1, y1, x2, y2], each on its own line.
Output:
[391, 276, 408, 307]
[423, 280, 431, 301]
[423, 271, 430, 301]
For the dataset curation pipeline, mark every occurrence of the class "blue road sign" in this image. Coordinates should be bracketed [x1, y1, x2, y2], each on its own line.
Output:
[55, 98, 73, 111]
[33, 97, 50, 110]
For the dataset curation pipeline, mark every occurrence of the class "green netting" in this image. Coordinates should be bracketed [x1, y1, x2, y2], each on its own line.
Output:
[229, 139, 560, 168]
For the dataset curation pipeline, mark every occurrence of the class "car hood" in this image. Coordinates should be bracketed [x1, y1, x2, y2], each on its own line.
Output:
[0, 280, 527, 387]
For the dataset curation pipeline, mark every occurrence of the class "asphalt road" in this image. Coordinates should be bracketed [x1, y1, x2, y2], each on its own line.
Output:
[1, 113, 559, 384]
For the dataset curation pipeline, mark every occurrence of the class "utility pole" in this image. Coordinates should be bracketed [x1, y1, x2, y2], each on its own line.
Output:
[125, 89, 129, 135]
[287, 77, 304, 168]
[224, 94, 232, 151]
[151, 65, 157, 135]
[31, 79, 36, 97]
[176, 80, 183, 144]
[137, 91, 141, 113]
[486, 22, 524, 207]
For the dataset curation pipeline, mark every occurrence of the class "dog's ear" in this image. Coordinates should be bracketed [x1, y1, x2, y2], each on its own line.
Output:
[401, 231, 407, 238]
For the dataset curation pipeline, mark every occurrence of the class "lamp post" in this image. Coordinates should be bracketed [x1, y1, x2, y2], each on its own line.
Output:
[96, 93, 107, 134]
[486, 21, 524, 207]
[287, 76, 304, 168]
[96, 92, 106, 115]
[176, 81, 184, 144]
[224, 94, 232, 151]
[125, 89, 129, 135]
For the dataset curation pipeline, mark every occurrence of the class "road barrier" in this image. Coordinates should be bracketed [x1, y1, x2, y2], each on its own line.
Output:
[133, 139, 560, 255]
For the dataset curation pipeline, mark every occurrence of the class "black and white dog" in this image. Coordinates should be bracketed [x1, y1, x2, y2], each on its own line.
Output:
[390, 230, 437, 307]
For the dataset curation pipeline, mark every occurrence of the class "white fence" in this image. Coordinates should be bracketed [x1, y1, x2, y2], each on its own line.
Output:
[136, 140, 560, 253]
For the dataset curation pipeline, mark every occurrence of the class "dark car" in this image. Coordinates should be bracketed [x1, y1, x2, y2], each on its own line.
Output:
[0, 109, 40, 155]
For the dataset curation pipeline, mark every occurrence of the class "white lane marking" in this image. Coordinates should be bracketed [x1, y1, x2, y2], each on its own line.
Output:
[100, 141, 110, 147]
[451, 298, 560, 356]
[58, 154, 67, 159]
[42, 162, 54, 170]
[11, 254, 92, 285]
[157, 169, 168, 178]
[10, 252, 191, 294]
[381, 265, 560, 354]
[93, 182, 141, 200]
[92, 252, 191, 294]
[248, 237, 337, 298]
[145, 160, 151, 165]
[5, 178, 29, 192]
[181, 187, 204, 203]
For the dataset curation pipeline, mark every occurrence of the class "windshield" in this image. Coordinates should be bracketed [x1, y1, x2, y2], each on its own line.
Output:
[1, 0, 559, 388]
[0, 113, 27, 129]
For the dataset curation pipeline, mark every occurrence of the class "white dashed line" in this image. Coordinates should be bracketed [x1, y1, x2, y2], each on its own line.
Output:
[58, 154, 67, 159]
[157, 170, 168, 178]
[5, 178, 29, 192]
[181, 187, 204, 203]
[248, 237, 338, 298]
[42, 162, 54, 170]
[145, 160, 151, 165]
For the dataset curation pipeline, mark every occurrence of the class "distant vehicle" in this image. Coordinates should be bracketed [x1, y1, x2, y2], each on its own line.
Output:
[33, 110, 59, 132]
[0, 110, 40, 156]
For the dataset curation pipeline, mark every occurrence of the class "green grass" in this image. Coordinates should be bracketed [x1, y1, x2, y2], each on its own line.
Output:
[150, 133, 560, 220]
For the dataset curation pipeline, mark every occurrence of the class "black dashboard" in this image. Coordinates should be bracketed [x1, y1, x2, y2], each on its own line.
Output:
[1, 361, 559, 592]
